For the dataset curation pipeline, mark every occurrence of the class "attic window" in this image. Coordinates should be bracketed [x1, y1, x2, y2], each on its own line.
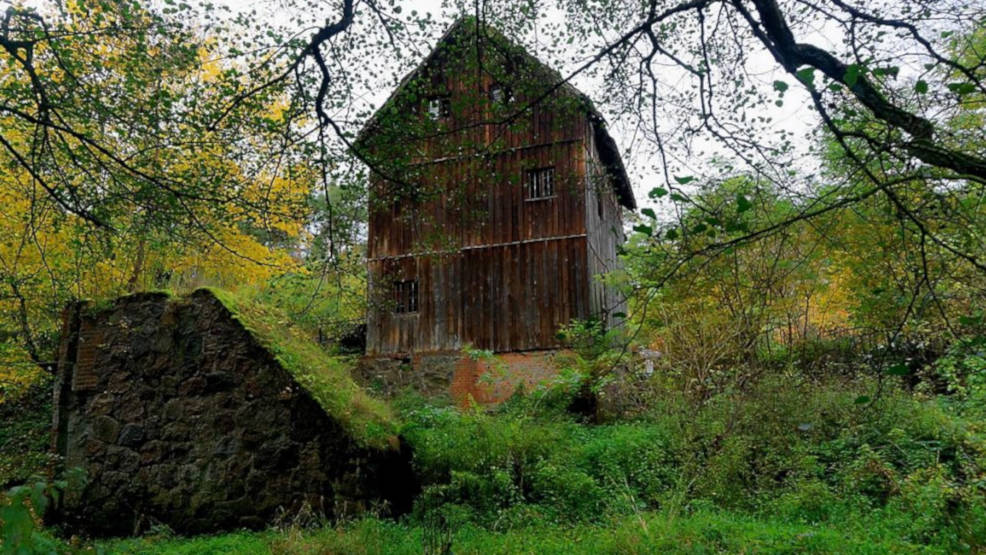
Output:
[393, 279, 419, 314]
[489, 83, 513, 105]
[525, 167, 555, 200]
[426, 95, 451, 120]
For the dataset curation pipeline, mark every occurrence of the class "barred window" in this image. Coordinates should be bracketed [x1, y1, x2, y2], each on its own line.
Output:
[489, 83, 513, 105]
[426, 95, 451, 119]
[393, 280, 419, 314]
[525, 167, 555, 199]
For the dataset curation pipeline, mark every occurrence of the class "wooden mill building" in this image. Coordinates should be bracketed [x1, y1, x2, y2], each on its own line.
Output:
[358, 18, 635, 357]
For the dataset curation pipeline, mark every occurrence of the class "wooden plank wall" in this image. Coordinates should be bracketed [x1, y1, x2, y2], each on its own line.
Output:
[367, 237, 590, 354]
[366, 51, 606, 355]
[583, 129, 628, 327]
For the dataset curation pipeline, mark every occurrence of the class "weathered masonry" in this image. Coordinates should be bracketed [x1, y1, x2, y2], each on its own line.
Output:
[52, 290, 415, 535]
[358, 18, 635, 356]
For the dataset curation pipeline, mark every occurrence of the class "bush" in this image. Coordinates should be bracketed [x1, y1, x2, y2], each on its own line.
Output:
[395, 370, 986, 551]
[399, 400, 678, 528]
[0, 378, 55, 489]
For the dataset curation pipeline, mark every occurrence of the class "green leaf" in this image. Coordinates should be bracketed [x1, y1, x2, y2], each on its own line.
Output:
[736, 193, 753, 213]
[914, 80, 928, 94]
[641, 208, 657, 219]
[665, 228, 679, 240]
[670, 193, 688, 202]
[796, 67, 815, 87]
[947, 82, 977, 95]
[844, 64, 861, 88]
[958, 313, 983, 326]
[773, 80, 789, 93]
[648, 187, 668, 198]
[854, 395, 871, 405]
[872, 66, 899, 79]
[886, 363, 910, 376]
[674, 175, 694, 185]
[612, 312, 626, 319]
[633, 224, 652, 236]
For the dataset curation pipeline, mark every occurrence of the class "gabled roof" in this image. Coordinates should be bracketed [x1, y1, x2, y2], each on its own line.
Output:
[357, 16, 636, 210]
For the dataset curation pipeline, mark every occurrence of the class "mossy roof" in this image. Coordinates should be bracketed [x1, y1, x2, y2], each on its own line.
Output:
[195, 288, 399, 451]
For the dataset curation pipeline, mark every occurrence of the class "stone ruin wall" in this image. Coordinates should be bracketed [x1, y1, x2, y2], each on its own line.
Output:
[52, 291, 416, 536]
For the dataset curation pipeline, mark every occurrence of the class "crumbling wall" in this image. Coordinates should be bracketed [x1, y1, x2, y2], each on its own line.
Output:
[52, 290, 416, 536]
[355, 351, 562, 406]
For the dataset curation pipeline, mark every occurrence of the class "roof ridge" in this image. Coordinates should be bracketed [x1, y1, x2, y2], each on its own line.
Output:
[356, 15, 636, 209]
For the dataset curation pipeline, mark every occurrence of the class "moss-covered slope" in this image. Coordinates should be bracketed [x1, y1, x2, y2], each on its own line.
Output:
[197, 288, 398, 450]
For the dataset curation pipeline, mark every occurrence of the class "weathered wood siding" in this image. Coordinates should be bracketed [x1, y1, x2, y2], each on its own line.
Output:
[365, 38, 623, 355]
[584, 129, 627, 328]
[367, 238, 590, 354]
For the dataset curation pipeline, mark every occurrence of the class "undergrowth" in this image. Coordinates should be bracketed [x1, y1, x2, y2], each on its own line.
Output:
[392, 372, 986, 552]
[5, 294, 986, 553]
[96, 374, 986, 553]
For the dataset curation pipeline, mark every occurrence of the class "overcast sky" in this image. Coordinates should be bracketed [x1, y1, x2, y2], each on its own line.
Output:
[197, 0, 838, 214]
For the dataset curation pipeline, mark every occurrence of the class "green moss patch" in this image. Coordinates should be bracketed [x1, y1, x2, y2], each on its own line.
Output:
[194, 288, 398, 450]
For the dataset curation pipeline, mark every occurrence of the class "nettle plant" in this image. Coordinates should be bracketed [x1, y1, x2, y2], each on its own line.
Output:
[0, 468, 85, 552]
[935, 335, 986, 405]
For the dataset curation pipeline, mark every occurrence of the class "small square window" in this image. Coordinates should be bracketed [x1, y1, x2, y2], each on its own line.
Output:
[525, 167, 555, 199]
[393, 279, 419, 313]
[426, 95, 451, 119]
[489, 83, 513, 105]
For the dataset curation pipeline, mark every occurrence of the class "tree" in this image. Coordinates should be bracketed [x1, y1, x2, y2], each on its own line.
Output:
[3, 0, 985, 367]
[0, 1, 315, 374]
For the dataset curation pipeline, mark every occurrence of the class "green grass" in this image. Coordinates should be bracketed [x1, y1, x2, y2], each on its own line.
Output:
[96, 509, 931, 554]
[197, 288, 398, 450]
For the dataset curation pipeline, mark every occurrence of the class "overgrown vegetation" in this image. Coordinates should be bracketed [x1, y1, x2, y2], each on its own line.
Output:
[3, 0, 986, 552]
[83, 367, 986, 553]
[0, 377, 54, 489]
[5, 294, 986, 551]
[201, 288, 397, 449]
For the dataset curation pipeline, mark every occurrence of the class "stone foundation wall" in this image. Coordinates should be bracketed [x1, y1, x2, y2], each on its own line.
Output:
[52, 291, 416, 536]
[355, 351, 562, 406]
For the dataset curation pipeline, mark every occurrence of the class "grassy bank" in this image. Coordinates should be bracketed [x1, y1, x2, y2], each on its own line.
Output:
[99, 508, 930, 554]
[90, 374, 986, 553]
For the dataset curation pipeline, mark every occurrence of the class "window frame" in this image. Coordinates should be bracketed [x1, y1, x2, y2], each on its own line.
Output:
[524, 166, 556, 201]
[488, 83, 513, 106]
[392, 279, 419, 314]
[426, 94, 451, 120]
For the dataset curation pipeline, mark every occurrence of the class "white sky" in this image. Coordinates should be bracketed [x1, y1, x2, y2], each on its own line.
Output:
[199, 0, 836, 217]
[7, 0, 841, 217]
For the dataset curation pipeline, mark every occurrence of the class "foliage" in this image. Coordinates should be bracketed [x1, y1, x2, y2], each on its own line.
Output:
[395, 373, 986, 551]
[0, 0, 317, 378]
[0, 469, 84, 554]
[553, 319, 627, 419]
[0, 378, 54, 488]
[246, 253, 368, 352]
[931, 334, 986, 411]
